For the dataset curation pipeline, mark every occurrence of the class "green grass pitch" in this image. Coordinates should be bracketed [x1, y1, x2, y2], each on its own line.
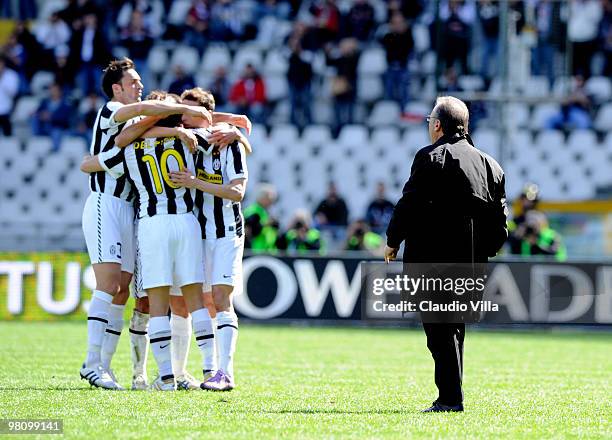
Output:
[0, 322, 610, 439]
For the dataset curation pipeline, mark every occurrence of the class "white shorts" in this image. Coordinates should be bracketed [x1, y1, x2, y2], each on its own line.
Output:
[82, 192, 135, 273]
[132, 220, 184, 298]
[203, 235, 244, 294]
[137, 213, 204, 290]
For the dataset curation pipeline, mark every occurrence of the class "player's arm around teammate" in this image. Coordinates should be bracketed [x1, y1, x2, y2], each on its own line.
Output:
[171, 169, 246, 202]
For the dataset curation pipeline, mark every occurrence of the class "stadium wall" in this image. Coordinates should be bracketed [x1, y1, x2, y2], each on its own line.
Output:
[0, 252, 610, 325]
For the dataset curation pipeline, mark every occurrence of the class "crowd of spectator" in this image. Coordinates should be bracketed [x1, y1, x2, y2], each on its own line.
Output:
[243, 180, 565, 259]
[0, 0, 610, 142]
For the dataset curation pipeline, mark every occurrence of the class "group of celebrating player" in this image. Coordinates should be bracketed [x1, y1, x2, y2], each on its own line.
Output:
[78, 57, 252, 391]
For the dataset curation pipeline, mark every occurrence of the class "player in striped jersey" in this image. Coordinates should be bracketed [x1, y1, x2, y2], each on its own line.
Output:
[82, 89, 253, 390]
[170, 88, 248, 391]
[80, 58, 213, 390]
[114, 91, 251, 390]
[83, 90, 250, 391]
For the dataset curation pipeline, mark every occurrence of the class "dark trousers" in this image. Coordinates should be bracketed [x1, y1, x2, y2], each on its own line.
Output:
[423, 322, 465, 406]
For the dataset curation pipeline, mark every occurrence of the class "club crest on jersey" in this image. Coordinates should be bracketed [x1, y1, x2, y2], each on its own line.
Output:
[213, 158, 221, 171]
[110, 245, 116, 256]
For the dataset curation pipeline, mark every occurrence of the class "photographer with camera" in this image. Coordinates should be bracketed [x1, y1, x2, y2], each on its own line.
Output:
[344, 219, 384, 256]
[514, 210, 566, 261]
[277, 210, 323, 255]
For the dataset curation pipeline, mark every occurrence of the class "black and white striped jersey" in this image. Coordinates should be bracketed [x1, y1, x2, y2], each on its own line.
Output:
[89, 101, 139, 201]
[193, 135, 248, 239]
[98, 136, 196, 219]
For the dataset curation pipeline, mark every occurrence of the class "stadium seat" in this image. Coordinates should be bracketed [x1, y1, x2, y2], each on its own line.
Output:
[38, 0, 67, 20]
[530, 103, 559, 130]
[25, 137, 53, 158]
[472, 129, 500, 159]
[167, 0, 192, 25]
[263, 50, 289, 76]
[233, 45, 264, 74]
[301, 125, 332, 146]
[534, 130, 565, 156]
[401, 127, 429, 150]
[356, 75, 383, 103]
[330, 160, 359, 196]
[255, 17, 292, 48]
[11, 96, 40, 125]
[521, 76, 550, 98]
[112, 46, 129, 60]
[357, 48, 386, 75]
[338, 125, 368, 147]
[403, 101, 430, 119]
[420, 51, 437, 74]
[60, 136, 87, 155]
[65, 169, 90, 190]
[265, 75, 289, 101]
[30, 71, 55, 95]
[583, 148, 611, 186]
[282, 140, 313, 163]
[371, 126, 400, 147]
[458, 75, 485, 92]
[0, 137, 20, 162]
[506, 102, 530, 129]
[368, 101, 401, 126]
[585, 76, 612, 103]
[566, 130, 598, 153]
[147, 46, 169, 75]
[552, 76, 573, 98]
[270, 124, 299, 146]
[200, 45, 231, 74]
[594, 103, 612, 132]
[412, 23, 431, 53]
[312, 99, 333, 125]
[318, 141, 351, 164]
[169, 45, 200, 74]
[297, 159, 328, 203]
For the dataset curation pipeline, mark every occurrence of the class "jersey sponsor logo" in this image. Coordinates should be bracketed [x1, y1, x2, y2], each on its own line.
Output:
[197, 169, 222, 184]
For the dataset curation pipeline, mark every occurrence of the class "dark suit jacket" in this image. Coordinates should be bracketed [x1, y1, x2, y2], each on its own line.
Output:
[69, 27, 111, 68]
[386, 133, 508, 263]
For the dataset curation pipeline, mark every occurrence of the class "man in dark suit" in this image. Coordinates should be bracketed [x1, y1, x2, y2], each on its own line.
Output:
[384, 96, 508, 412]
[69, 13, 111, 96]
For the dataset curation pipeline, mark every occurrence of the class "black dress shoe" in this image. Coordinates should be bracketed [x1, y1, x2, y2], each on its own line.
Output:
[421, 401, 464, 412]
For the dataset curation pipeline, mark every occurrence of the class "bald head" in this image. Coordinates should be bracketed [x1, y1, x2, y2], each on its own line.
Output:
[429, 96, 469, 143]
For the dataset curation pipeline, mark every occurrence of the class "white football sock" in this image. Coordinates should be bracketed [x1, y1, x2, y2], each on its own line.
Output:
[86, 290, 113, 368]
[129, 310, 149, 378]
[101, 304, 125, 371]
[170, 314, 192, 377]
[216, 311, 238, 378]
[149, 316, 173, 380]
[191, 308, 216, 375]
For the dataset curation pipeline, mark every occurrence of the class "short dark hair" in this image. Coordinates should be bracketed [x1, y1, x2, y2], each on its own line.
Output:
[101, 57, 135, 99]
[180, 87, 215, 111]
[145, 90, 183, 128]
[433, 96, 469, 136]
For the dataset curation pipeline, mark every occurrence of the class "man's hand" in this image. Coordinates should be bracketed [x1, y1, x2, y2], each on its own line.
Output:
[384, 245, 399, 263]
[176, 127, 198, 153]
[207, 125, 242, 148]
[229, 114, 252, 134]
[185, 106, 213, 124]
[169, 167, 198, 189]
